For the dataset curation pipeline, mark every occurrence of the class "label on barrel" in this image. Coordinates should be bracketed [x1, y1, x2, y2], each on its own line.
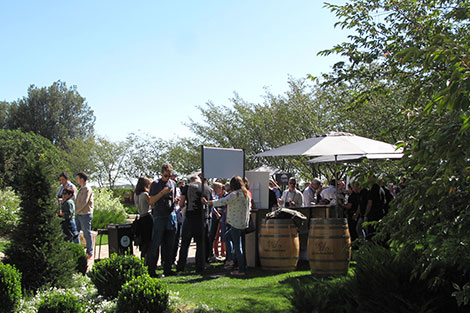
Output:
[311, 241, 333, 255]
[263, 239, 284, 252]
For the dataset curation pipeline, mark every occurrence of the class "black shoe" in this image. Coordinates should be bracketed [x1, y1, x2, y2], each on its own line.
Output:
[163, 271, 176, 277]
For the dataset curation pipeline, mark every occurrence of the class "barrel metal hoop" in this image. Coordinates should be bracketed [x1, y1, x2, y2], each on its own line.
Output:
[308, 259, 350, 263]
[308, 235, 350, 239]
[260, 256, 299, 260]
[260, 234, 298, 238]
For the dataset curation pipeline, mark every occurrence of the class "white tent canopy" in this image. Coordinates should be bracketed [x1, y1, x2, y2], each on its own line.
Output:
[249, 164, 283, 175]
[253, 132, 402, 157]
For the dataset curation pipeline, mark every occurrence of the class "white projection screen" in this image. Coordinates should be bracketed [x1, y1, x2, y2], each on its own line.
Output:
[202, 146, 245, 179]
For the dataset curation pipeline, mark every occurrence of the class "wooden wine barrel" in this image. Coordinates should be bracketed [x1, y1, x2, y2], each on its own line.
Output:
[308, 218, 351, 276]
[258, 219, 299, 271]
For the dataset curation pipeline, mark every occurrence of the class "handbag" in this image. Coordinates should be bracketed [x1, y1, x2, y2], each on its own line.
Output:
[245, 212, 256, 234]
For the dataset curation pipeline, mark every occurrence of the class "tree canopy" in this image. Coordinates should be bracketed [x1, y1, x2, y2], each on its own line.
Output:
[320, 0, 470, 297]
[5, 81, 95, 147]
[0, 129, 68, 192]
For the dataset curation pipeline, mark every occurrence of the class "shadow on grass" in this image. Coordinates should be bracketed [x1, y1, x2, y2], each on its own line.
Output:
[169, 262, 306, 283]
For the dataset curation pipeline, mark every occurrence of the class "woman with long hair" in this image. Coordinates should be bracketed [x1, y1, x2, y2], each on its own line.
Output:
[203, 176, 251, 276]
[134, 176, 153, 261]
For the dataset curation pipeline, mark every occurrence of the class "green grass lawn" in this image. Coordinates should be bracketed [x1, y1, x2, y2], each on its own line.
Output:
[160, 263, 312, 313]
[94, 234, 108, 245]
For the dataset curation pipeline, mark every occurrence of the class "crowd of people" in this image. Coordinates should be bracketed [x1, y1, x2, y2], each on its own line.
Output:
[55, 164, 396, 275]
[133, 163, 252, 277]
[268, 175, 398, 241]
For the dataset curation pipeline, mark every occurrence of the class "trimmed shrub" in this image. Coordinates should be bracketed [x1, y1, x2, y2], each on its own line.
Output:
[0, 263, 22, 313]
[66, 242, 87, 275]
[37, 290, 84, 313]
[0, 187, 21, 235]
[288, 276, 357, 313]
[4, 154, 75, 291]
[0, 129, 68, 191]
[116, 274, 169, 313]
[91, 188, 127, 230]
[88, 253, 146, 299]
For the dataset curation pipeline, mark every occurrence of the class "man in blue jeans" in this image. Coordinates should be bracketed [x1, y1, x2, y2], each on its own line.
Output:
[147, 163, 177, 277]
[75, 172, 94, 259]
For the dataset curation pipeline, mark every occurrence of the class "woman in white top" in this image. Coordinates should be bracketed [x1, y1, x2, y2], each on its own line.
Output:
[134, 176, 153, 260]
[203, 176, 251, 276]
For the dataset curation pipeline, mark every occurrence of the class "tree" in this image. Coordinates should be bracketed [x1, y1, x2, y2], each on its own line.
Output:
[0, 101, 7, 129]
[4, 153, 75, 291]
[162, 137, 202, 176]
[0, 129, 68, 192]
[93, 137, 129, 188]
[6, 81, 95, 147]
[321, 0, 470, 301]
[61, 135, 98, 179]
[187, 77, 406, 181]
[187, 78, 331, 179]
[122, 134, 201, 183]
[122, 133, 167, 183]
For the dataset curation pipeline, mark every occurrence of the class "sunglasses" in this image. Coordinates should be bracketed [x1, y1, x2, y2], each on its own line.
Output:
[162, 174, 171, 178]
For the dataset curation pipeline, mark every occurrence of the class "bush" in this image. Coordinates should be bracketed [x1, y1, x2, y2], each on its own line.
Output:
[111, 187, 134, 204]
[92, 188, 127, 230]
[88, 253, 146, 299]
[289, 245, 470, 313]
[66, 242, 87, 275]
[123, 203, 137, 215]
[0, 187, 21, 235]
[116, 274, 169, 313]
[37, 290, 84, 313]
[0, 263, 22, 313]
[288, 276, 357, 313]
[352, 245, 468, 313]
[4, 154, 75, 291]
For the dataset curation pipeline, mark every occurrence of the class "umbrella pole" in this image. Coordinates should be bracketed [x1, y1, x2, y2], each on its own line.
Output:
[335, 155, 339, 218]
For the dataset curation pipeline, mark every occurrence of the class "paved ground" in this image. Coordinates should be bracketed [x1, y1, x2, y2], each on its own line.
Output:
[88, 240, 200, 271]
[0, 234, 200, 272]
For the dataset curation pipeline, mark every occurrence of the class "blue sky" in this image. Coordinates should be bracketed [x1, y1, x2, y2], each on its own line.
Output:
[0, 0, 349, 142]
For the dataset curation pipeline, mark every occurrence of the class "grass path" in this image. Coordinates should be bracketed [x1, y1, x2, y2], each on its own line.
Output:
[160, 263, 311, 313]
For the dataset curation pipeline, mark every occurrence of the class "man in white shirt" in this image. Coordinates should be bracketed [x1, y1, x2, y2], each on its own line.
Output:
[279, 177, 304, 208]
[303, 178, 322, 206]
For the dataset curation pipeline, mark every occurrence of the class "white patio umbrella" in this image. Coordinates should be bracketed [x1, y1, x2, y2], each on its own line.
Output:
[254, 132, 402, 157]
[307, 152, 403, 164]
[253, 132, 403, 216]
